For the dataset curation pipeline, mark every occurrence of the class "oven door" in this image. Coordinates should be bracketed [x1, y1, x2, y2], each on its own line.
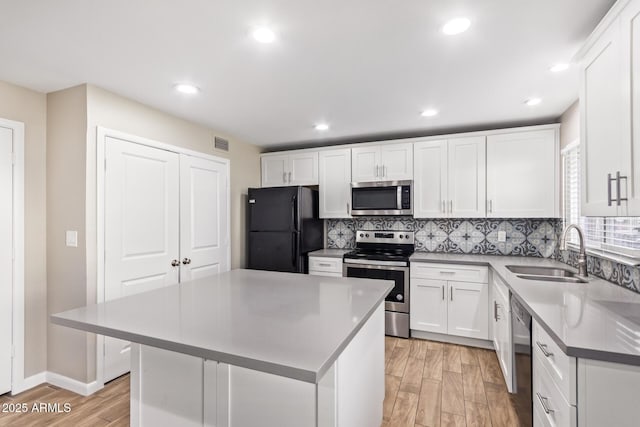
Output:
[342, 263, 409, 313]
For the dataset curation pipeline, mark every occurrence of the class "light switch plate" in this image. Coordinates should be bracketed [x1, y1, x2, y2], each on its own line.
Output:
[497, 231, 507, 242]
[66, 230, 78, 247]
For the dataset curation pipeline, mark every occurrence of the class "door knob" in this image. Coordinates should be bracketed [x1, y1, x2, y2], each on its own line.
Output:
[171, 259, 180, 267]
[182, 258, 192, 265]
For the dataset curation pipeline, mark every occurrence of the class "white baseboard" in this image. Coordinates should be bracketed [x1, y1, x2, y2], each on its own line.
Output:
[410, 330, 494, 349]
[11, 372, 47, 395]
[46, 372, 103, 396]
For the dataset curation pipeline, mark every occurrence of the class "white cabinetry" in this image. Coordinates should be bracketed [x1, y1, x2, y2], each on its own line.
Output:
[261, 151, 318, 187]
[308, 256, 343, 277]
[319, 149, 351, 218]
[577, 0, 640, 215]
[410, 263, 489, 340]
[351, 142, 413, 182]
[414, 136, 486, 218]
[491, 273, 513, 392]
[486, 129, 558, 218]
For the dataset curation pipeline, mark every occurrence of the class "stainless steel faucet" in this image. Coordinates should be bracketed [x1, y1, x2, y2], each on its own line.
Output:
[559, 224, 588, 277]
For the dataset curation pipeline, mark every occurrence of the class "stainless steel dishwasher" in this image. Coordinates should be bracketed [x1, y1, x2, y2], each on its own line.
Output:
[511, 296, 532, 427]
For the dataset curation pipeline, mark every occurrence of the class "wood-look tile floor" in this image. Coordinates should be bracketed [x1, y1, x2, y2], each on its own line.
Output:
[0, 338, 521, 426]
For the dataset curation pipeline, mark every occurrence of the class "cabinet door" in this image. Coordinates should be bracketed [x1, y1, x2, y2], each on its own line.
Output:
[580, 21, 624, 216]
[261, 154, 289, 187]
[447, 281, 489, 340]
[413, 140, 448, 218]
[351, 146, 380, 182]
[448, 136, 486, 218]
[622, 0, 640, 215]
[410, 278, 447, 334]
[487, 130, 558, 218]
[381, 142, 413, 180]
[319, 149, 352, 218]
[289, 151, 319, 186]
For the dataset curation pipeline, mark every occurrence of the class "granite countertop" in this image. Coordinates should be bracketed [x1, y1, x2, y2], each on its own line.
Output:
[410, 253, 640, 365]
[51, 269, 393, 383]
[308, 249, 352, 258]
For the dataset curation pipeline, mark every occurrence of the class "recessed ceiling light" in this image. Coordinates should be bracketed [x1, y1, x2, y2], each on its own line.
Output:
[525, 98, 542, 106]
[442, 18, 471, 35]
[314, 123, 329, 131]
[252, 27, 276, 43]
[421, 109, 439, 117]
[174, 83, 199, 95]
[550, 63, 570, 73]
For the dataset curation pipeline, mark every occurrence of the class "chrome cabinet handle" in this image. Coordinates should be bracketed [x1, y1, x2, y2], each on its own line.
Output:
[608, 173, 614, 206]
[494, 301, 498, 321]
[442, 285, 445, 300]
[449, 200, 453, 214]
[450, 286, 453, 301]
[442, 200, 446, 213]
[171, 259, 180, 267]
[318, 263, 331, 267]
[375, 165, 379, 177]
[536, 392, 554, 414]
[288, 171, 292, 183]
[489, 199, 493, 213]
[616, 171, 628, 206]
[283, 172, 287, 183]
[346, 202, 350, 213]
[182, 258, 191, 265]
[536, 341, 553, 357]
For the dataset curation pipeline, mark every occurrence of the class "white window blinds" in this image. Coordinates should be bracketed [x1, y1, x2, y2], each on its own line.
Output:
[562, 142, 640, 259]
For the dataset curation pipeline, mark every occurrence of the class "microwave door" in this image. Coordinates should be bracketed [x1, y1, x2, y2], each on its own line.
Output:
[352, 186, 399, 214]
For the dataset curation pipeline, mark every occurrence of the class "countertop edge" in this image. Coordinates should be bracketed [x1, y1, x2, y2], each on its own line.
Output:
[410, 255, 640, 367]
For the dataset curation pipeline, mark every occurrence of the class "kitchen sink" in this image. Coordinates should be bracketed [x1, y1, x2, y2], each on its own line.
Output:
[515, 274, 588, 284]
[506, 265, 578, 277]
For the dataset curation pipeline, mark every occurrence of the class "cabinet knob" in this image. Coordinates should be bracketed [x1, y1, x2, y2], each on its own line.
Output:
[171, 259, 180, 267]
[182, 258, 192, 265]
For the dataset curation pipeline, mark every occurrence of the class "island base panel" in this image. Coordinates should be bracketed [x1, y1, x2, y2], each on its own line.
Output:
[129, 303, 385, 427]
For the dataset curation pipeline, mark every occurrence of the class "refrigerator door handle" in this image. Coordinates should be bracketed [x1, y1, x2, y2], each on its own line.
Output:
[292, 233, 298, 268]
[291, 195, 298, 231]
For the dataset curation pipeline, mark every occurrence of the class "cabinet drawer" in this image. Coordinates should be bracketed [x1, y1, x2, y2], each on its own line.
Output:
[533, 320, 577, 405]
[309, 257, 343, 274]
[411, 263, 488, 283]
[533, 352, 577, 427]
[309, 271, 342, 278]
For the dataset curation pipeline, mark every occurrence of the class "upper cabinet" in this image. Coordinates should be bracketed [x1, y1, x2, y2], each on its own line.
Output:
[351, 142, 413, 182]
[319, 148, 352, 218]
[261, 151, 318, 187]
[578, 0, 640, 216]
[486, 129, 558, 218]
[414, 136, 486, 218]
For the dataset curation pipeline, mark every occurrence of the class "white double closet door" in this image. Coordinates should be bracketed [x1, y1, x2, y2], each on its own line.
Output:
[0, 125, 13, 395]
[104, 136, 229, 382]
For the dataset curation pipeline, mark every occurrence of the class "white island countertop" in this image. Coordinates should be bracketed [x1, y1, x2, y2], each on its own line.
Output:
[51, 269, 393, 383]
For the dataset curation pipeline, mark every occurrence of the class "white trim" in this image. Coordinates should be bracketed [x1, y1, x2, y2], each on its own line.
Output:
[13, 372, 47, 394]
[410, 330, 494, 350]
[46, 371, 103, 397]
[95, 126, 231, 389]
[573, 0, 631, 61]
[561, 139, 580, 154]
[0, 118, 25, 396]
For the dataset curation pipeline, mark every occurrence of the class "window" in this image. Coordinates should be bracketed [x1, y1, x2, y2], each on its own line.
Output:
[562, 142, 640, 259]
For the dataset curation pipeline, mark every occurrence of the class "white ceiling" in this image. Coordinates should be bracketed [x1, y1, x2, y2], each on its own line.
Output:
[0, 0, 615, 147]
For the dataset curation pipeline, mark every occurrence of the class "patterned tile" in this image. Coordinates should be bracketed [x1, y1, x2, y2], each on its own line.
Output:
[325, 217, 640, 294]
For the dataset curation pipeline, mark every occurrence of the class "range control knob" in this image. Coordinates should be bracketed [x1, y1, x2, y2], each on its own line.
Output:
[365, 233, 370, 237]
[399, 235, 404, 239]
[396, 294, 404, 301]
[360, 233, 364, 237]
[405, 234, 410, 239]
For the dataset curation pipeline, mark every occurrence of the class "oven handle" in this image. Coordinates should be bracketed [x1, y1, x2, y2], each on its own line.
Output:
[343, 263, 409, 273]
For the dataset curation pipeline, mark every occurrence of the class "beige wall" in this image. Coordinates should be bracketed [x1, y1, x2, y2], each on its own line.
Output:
[560, 100, 580, 148]
[0, 81, 47, 377]
[45, 84, 261, 382]
[46, 85, 91, 382]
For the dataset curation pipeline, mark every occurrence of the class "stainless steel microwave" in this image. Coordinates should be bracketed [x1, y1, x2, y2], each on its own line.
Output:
[350, 180, 413, 216]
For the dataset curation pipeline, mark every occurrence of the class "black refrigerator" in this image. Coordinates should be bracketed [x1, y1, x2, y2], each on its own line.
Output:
[247, 186, 324, 273]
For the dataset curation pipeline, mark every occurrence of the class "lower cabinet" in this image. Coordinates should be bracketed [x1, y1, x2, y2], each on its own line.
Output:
[410, 263, 489, 340]
[492, 274, 513, 392]
[308, 256, 343, 277]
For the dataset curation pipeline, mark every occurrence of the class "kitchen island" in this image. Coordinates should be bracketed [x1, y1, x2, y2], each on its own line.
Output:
[51, 269, 393, 427]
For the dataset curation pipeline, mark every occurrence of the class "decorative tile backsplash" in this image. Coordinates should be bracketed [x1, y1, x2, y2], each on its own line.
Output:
[326, 217, 640, 294]
[326, 217, 562, 258]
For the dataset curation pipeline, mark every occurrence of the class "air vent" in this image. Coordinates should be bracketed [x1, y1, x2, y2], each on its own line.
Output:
[214, 136, 229, 152]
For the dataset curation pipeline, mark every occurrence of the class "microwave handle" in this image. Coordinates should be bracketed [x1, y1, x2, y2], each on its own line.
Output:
[397, 186, 402, 210]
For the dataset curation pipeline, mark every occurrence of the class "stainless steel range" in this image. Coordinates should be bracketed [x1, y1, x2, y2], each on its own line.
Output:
[342, 230, 414, 338]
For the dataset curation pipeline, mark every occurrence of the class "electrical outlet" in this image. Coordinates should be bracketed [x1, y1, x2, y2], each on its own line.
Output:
[497, 231, 507, 242]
